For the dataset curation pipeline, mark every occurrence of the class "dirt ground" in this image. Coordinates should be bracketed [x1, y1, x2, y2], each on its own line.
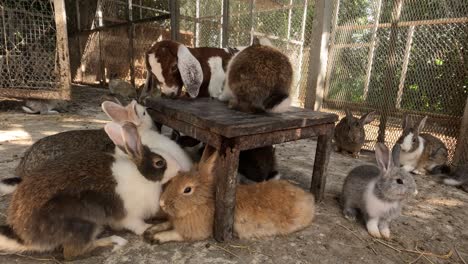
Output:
[0, 86, 466, 264]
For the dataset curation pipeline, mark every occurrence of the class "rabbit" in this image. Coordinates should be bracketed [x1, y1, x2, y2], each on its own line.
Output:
[334, 109, 375, 158]
[171, 130, 280, 183]
[143, 147, 314, 244]
[224, 37, 293, 113]
[431, 164, 468, 192]
[396, 115, 448, 175]
[22, 99, 68, 115]
[108, 74, 137, 98]
[0, 100, 174, 195]
[0, 121, 191, 260]
[341, 143, 417, 239]
[238, 145, 280, 183]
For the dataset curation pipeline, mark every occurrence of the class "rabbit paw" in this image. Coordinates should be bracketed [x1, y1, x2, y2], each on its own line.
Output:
[143, 231, 161, 245]
[109, 236, 128, 251]
[343, 208, 357, 221]
[351, 152, 360, 159]
[366, 219, 381, 238]
[380, 228, 391, 240]
[411, 169, 425, 175]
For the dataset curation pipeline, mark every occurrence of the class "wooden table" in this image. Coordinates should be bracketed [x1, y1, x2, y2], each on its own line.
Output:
[145, 97, 338, 242]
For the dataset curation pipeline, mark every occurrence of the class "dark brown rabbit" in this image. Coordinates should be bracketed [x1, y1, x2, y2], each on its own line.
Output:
[0, 121, 191, 260]
[225, 37, 293, 113]
[334, 109, 375, 158]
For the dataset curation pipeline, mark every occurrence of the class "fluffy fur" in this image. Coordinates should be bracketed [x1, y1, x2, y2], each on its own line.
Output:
[225, 37, 293, 113]
[143, 148, 314, 244]
[334, 109, 375, 158]
[0, 121, 189, 259]
[341, 143, 417, 239]
[140, 40, 239, 100]
[432, 164, 468, 192]
[397, 116, 448, 175]
[22, 99, 68, 115]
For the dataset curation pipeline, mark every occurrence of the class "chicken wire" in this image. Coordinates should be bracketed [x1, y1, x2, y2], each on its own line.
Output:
[0, 0, 66, 99]
[177, 0, 315, 105]
[322, 0, 468, 161]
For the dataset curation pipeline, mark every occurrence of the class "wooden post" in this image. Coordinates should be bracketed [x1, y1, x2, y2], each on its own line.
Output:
[53, 0, 72, 100]
[311, 124, 333, 201]
[396, 26, 415, 109]
[214, 139, 240, 242]
[304, 0, 333, 110]
[170, 0, 179, 41]
[249, 0, 255, 43]
[195, 0, 200, 47]
[294, 0, 308, 105]
[128, 0, 135, 87]
[454, 97, 468, 165]
[362, 0, 383, 100]
[221, 0, 229, 47]
[377, 0, 403, 143]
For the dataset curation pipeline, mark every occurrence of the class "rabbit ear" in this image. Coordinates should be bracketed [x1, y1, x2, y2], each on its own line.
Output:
[125, 100, 141, 125]
[177, 44, 203, 98]
[104, 122, 125, 148]
[375, 142, 392, 174]
[199, 146, 218, 180]
[121, 122, 143, 159]
[359, 111, 375, 125]
[102, 101, 128, 122]
[416, 116, 427, 133]
[402, 115, 412, 130]
[391, 144, 401, 167]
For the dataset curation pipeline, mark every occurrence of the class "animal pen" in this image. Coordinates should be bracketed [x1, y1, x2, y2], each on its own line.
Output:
[0, 0, 467, 164]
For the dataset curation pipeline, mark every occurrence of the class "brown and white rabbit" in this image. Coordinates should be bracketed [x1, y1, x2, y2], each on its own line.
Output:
[0, 121, 191, 259]
[143, 147, 314, 244]
[0, 100, 187, 195]
[341, 143, 417, 239]
[334, 109, 375, 158]
[223, 37, 293, 113]
[396, 115, 448, 175]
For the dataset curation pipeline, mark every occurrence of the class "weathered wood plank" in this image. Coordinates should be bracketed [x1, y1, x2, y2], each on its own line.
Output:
[310, 124, 334, 201]
[145, 97, 338, 138]
[213, 139, 240, 242]
[147, 108, 223, 148]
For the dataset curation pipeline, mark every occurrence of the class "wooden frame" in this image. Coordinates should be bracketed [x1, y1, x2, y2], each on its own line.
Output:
[145, 98, 337, 242]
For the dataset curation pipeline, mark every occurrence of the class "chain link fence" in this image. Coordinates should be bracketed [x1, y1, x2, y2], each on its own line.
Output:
[177, 0, 315, 105]
[321, 0, 467, 162]
[0, 0, 70, 99]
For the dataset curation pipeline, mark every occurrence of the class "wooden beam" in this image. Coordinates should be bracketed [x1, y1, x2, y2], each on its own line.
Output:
[53, 0, 72, 100]
[453, 97, 468, 165]
[396, 26, 415, 109]
[221, 0, 229, 47]
[304, 0, 334, 110]
[170, 0, 180, 41]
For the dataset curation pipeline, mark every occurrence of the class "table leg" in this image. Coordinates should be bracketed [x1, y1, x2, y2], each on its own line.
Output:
[311, 125, 334, 202]
[213, 140, 240, 242]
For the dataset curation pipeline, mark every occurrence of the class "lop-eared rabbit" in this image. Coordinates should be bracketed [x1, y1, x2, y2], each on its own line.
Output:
[140, 40, 239, 100]
[0, 121, 191, 259]
[223, 37, 293, 113]
[397, 115, 448, 175]
[0, 100, 191, 195]
[334, 109, 375, 158]
[341, 143, 417, 239]
[143, 147, 314, 244]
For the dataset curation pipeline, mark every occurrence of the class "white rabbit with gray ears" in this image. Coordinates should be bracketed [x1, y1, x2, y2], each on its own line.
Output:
[341, 143, 417, 239]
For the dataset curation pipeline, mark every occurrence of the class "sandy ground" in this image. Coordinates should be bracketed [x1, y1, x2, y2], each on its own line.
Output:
[0, 86, 466, 264]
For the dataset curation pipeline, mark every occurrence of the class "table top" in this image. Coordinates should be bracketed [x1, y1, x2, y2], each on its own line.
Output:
[145, 97, 338, 138]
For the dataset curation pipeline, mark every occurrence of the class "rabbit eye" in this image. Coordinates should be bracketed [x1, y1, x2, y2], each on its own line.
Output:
[396, 179, 403, 184]
[171, 65, 178, 73]
[154, 159, 166, 168]
[183, 187, 192, 194]
[412, 137, 417, 143]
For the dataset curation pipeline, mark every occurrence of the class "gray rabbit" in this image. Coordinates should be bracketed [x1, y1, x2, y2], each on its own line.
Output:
[341, 143, 417, 239]
[334, 109, 375, 158]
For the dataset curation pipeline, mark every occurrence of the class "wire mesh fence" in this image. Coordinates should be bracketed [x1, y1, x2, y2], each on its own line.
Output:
[321, 0, 467, 162]
[0, 0, 69, 99]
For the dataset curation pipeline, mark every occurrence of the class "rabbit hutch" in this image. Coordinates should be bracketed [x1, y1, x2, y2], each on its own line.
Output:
[0, 0, 467, 263]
